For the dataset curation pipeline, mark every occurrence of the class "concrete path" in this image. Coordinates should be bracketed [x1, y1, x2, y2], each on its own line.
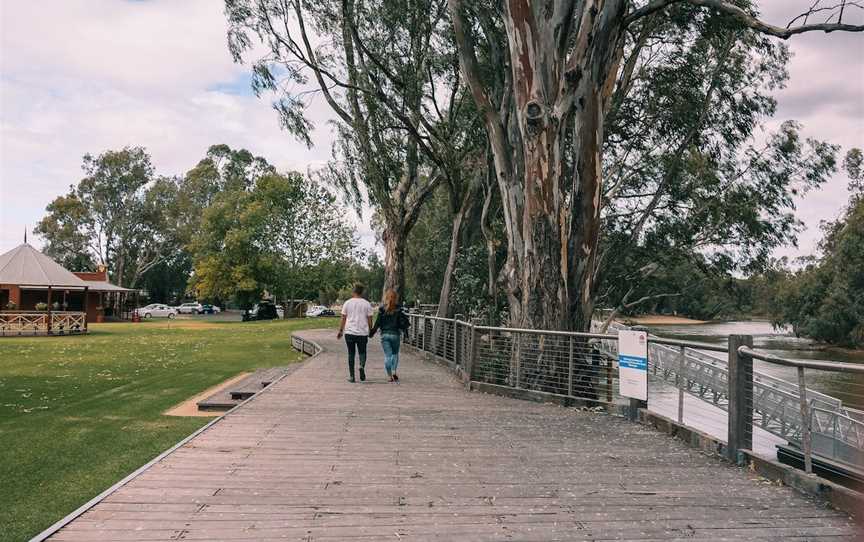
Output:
[47, 329, 860, 541]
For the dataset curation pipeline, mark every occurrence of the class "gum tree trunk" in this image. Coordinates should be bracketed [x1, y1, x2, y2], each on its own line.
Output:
[382, 225, 407, 301]
[436, 188, 475, 318]
[451, 0, 625, 332]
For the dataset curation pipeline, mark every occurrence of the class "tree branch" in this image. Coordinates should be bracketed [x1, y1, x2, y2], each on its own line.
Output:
[625, 0, 864, 37]
[447, 0, 513, 183]
[287, 0, 355, 125]
[404, 172, 444, 232]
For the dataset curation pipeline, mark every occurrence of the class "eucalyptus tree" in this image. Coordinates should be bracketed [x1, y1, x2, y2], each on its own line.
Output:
[448, 0, 863, 331]
[226, 0, 479, 303]
[35, 147, 180, 288]
[191, 172, 356, 307]
[774, 161, 864, 347]
[594, 10, 840, 326]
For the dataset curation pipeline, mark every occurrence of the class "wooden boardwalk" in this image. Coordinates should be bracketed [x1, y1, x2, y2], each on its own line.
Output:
[46, 329, 860, 541]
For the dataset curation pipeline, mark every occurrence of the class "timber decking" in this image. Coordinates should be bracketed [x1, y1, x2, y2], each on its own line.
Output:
[197, 367, 299, 411]
[46, 329, 860, 541]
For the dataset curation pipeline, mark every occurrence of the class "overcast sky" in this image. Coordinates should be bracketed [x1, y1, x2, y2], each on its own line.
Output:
[1, 1, 862, 263]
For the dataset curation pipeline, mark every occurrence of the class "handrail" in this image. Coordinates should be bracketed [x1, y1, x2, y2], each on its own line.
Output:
[474, 325, 616, 340]
[407, 312, 863, 475]
[650, 336, 728, 352]
[739, 346, 864, 374]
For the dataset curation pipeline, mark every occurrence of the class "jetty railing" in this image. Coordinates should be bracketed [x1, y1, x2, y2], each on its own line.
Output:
[0, 311, 87, 336]
[404, 311, 864, 476]
[737, 346, 864, 474]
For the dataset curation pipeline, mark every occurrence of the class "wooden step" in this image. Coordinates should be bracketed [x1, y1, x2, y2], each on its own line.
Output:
[197, 367, 290, 411]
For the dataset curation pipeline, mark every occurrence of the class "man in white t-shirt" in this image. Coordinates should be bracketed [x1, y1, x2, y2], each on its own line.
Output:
[337, 284, 375, 382]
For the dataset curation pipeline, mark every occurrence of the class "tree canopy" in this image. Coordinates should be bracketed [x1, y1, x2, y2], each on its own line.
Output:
[190, 171, 358, 307]
[35, 147, 181, 288]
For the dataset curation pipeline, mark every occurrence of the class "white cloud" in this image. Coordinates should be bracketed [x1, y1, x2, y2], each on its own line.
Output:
[0, 0, 861, 265]
[0, 0, 376, 254]
[761, 3, 864, 259]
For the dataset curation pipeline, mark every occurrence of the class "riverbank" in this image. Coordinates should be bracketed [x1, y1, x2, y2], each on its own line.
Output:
[620, 314, 708, 325]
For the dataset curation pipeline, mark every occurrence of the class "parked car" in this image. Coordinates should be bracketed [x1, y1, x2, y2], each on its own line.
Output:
[176, 302, 202, 314]
[243, 302, 284, 321]
[199, 304, 221, 314]
[134, 304, 177, 319]
[305, 305, 327, 317]
[306, 305, 336, 317]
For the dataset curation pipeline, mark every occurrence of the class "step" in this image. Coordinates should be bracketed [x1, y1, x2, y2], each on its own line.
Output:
[197, 367, 290, 411]
[229, 368, 288, 400]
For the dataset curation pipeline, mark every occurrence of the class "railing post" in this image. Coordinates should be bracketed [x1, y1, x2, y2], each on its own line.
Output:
[422, 314, 428, 354]
[628, 398, 646, 422]
[466, 324, 479, 386]
[47, 286, 53, 335]
[567, 336, 574, 397]
[797, 367, 813, 474]
[677, 345, 686, 424]
[727, 335, 754, 464]
[454, 315, 463, 366]
[606, 357, 613, 403]
[514, 332, 521, 389]
[454, 319, 460, 367]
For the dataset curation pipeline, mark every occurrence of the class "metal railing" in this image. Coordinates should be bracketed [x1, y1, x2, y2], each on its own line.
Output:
[598, 321, 864, 472]
[405, 312, 620, 405]
[291, 335, 320, 356]
[405, 311, 864, 476]
[0, 311, 87, 336]
[737, 346, 864, 474]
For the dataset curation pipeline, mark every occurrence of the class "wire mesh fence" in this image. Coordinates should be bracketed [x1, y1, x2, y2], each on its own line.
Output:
[404, 311, 864, 476]
[472, 328, 618, 403]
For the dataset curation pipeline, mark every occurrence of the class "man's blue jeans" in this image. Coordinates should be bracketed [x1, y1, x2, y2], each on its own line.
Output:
[381, 332, 401, 375]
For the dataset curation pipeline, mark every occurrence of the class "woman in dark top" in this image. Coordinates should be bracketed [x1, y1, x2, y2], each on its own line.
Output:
[369, 289, 409, 382]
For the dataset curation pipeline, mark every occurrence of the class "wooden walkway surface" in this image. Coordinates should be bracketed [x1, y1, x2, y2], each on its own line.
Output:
[47, 329, 860, 541]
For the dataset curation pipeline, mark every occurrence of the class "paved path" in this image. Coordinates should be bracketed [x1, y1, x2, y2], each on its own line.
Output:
[48, 329, 859, 541]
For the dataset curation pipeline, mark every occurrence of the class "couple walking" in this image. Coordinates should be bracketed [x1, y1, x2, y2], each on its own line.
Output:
[336, 284, 410, 383]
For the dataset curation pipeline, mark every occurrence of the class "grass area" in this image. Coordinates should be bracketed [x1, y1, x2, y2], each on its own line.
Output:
[0, 317, 336, 542]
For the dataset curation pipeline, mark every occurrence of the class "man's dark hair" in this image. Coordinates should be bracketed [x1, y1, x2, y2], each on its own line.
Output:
[352, 283, 365, 296]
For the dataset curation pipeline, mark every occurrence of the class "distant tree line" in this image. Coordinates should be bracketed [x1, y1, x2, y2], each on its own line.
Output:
[752, 152, 863, 347]
[35, 144, 384, 308]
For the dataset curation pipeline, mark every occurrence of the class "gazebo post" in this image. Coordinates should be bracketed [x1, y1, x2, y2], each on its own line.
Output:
[47, 286, 53, 335]
[83, 286, 89, 333]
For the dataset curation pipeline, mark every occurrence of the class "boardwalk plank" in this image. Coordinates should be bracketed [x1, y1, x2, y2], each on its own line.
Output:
[47, 329, 859, 541]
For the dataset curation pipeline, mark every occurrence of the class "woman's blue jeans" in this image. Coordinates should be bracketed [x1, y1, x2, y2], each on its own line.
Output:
[381, 332, 402, 375]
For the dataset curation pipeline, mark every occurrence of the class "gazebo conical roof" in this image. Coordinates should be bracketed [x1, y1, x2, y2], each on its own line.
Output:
[0, 243, 90, 288]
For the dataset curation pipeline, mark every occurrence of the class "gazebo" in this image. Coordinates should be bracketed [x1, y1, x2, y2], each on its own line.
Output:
[0, 243, 134, 336]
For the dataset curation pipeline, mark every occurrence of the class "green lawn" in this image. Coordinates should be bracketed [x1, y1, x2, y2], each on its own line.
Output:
[0, 318, 336, 542]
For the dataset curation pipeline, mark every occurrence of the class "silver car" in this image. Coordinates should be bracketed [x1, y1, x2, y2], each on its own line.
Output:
[134, 304, 177, 319]
[176, 302, 202, 314]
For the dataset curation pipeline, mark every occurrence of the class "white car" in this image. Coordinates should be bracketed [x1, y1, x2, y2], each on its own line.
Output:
[305, 305, 327, 317]
[176, 302, 203, 314]
[135, 304, 177, 319]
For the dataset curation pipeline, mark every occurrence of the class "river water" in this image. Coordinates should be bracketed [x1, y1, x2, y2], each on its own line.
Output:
[643, 320, 864, 411]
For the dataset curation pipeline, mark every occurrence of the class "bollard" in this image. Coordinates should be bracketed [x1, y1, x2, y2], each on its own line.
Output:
[727, 335, 754, 464]
[797, 367, 814, 474]
[628, 397, 647, 422]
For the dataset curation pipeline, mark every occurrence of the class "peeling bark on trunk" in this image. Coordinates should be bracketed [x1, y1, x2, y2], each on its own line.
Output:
[436, 195, 471, 319]
[382, 226, 407, 301]
[450, 0, 628, 332]
[505, 0, 626, 332]
[480, 170, 498, 305]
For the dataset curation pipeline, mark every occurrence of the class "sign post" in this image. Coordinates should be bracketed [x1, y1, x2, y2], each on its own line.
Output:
[618, 330, 648, 419]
